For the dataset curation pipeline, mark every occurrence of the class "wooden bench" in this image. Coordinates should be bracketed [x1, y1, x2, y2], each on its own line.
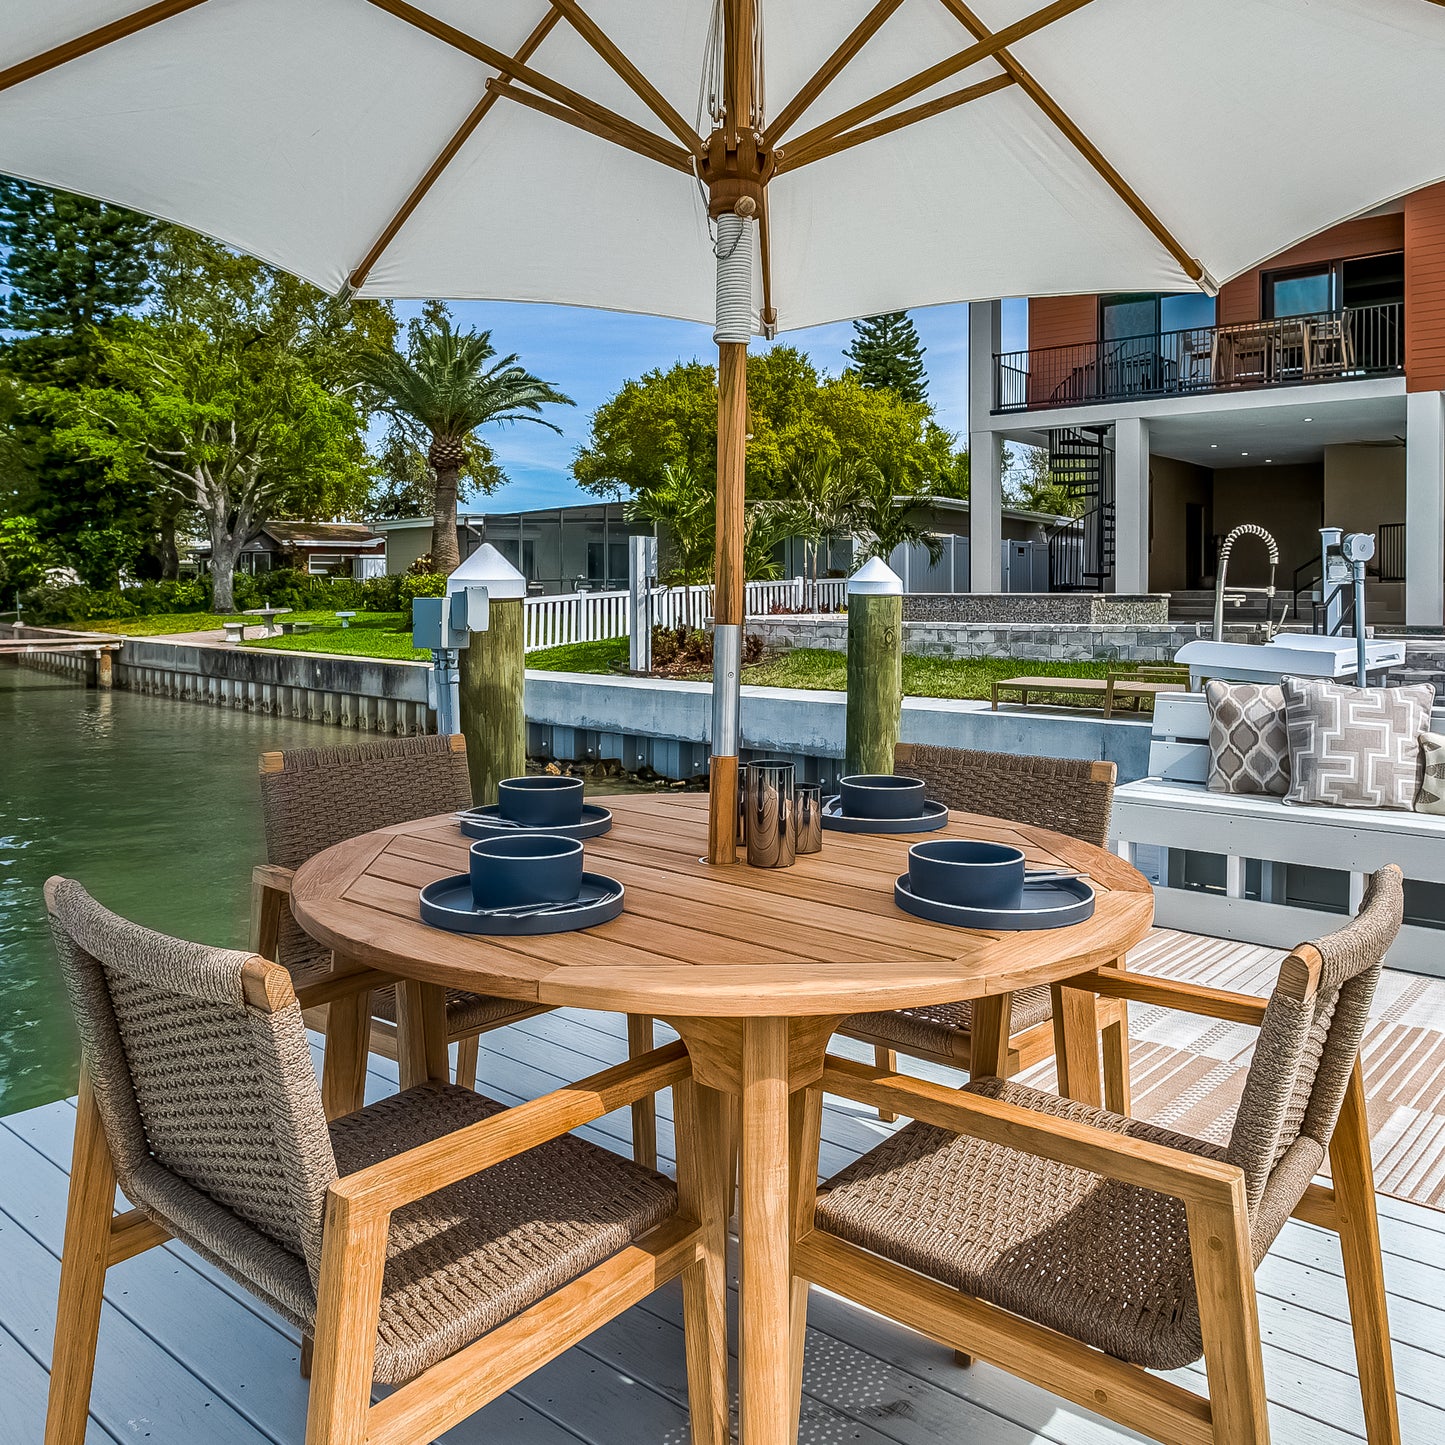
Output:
[222, 620, 247, 643]
[992, 665, 1188, 719]
[1113, 691, 1445, 976]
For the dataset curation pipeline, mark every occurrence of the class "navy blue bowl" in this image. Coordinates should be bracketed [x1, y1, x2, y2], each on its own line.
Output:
[839, 774, 926, 820]
[497, 774, 585, 827]
[470, 834, 584, 911]
[908, 839, 1026, 910]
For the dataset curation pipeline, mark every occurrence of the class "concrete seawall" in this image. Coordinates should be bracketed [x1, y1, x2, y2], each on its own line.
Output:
[6, 626, 1154, 783]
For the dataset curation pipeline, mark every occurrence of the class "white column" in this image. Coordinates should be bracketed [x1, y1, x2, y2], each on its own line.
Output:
[968, 300, 1003, 593]
[1113, 416, 1151, 594]
[1406, 390, 1445, 628]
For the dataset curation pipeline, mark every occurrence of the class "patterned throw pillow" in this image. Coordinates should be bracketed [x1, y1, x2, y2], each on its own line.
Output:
[1205, 681, 1289, 796]
[1418, 732, 1445, 815]
[1283, 677, 1435, 810]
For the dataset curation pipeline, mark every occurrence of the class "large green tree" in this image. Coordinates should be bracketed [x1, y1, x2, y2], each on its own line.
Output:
[574, 346, 965, 503]
[49, 236, 387, 610]
[624, 461, 715, 588]
[844, 311, 928, 404]
[0, 180, 162, 584]
[357, 303, 572, 574]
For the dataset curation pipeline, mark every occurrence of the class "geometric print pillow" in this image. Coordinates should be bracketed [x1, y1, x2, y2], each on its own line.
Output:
[1417, 732, 1445, 815]
[1205, 680, 1290, 795]
[1282, 676, 1435, 810]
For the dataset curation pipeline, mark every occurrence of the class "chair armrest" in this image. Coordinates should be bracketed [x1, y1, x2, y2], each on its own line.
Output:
[252, 863, 294, 895]
[330, 1041, 691, 1218]
[821, 1055, 1244, 1210]
[1062, 968, 1268, 1026]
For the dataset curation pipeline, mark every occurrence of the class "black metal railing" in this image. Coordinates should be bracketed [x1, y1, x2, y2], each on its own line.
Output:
[1377, 522, 1406, 583]
[993, 301, 1404, 413]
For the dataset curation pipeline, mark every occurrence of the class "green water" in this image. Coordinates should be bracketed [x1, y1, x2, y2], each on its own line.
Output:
[0, 665, 332, 1117]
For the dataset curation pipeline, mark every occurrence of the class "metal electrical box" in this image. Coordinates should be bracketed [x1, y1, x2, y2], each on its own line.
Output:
[412, 587, 489, 651]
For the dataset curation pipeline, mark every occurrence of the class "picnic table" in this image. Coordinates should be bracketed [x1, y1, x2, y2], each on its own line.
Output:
[290, 792, 1153, 1444]
[992, 666, 1188, 718]
[241, 605, 292, 637]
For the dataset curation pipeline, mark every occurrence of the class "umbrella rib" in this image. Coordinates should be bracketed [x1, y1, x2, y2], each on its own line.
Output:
[775, 73, 1014, 175]
[347, 12, 561, 291]
[772, 0, 1094, 158]
[761, 0, 906, 149]
[935, 0, 1206, 283]
[485, 83, 692, 175]
[0, 0, 211, 94]
[545, 0, 700, 152]
[361, 0, 689, 172]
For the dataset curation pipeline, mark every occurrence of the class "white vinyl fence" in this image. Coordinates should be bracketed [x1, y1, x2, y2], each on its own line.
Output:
[522, 576, 847, 653]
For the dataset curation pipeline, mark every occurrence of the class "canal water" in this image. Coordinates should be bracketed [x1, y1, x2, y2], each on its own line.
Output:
[0, 664, 332, 1117]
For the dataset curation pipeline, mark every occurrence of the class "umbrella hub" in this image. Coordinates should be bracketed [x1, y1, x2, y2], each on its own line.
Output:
[698, 129, 772, 220]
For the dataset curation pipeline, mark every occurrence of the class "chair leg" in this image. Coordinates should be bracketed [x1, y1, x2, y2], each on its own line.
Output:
[1331, 1061, 1401, 1445]
[305, 1195, 387, 1445]
[874, 1045, 898, 1122]
[1188, 1191, 1271, 1445]
[299, 1335, 314, 1380]
[788, 1084, 824, 1441]
[952, 1350, 974, 1367]
[1050, 983, 1103, 1107]
[453, 1033, 480, 1092]
[320, 992, 372, 1122]
[626, 1014, 658, 1170]
[674, 1077, 730, 1445]
[1100, 953, 1133, 1115]
[45, 1071, 115, 1445]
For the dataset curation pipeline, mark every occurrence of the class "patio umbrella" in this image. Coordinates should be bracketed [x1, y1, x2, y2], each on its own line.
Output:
[5, 1, 1445, 865]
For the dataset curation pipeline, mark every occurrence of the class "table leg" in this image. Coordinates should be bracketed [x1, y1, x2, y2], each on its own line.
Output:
[969, 994, 1014, 1080]
[394, 980, 450, 1088]
[739, 1016, 790, 1445]
[1050, 981, 1103, 1107]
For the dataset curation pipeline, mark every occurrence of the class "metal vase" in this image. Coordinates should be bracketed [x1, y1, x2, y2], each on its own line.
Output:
[793, 782, 823, 855]
[745, 760, 796, 868]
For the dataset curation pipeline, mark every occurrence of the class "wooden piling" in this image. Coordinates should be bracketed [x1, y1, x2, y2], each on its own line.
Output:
[845, 591, 903, 777]
[459, 596, 526, 806]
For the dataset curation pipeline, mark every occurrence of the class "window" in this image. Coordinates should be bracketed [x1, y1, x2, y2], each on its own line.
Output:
[1265, 265, 1335, 319]
[1100, 294, 1158, 342]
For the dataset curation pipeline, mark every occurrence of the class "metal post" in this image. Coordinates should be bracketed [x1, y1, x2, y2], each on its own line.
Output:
[1354, 561, 1369, 686]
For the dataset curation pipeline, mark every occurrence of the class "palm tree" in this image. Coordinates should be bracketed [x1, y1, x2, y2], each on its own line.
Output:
[624, 461, 715, 589]
[778, 454, 862, 587]
[851, 460, 944, 568]
[357, 307, 572, 574]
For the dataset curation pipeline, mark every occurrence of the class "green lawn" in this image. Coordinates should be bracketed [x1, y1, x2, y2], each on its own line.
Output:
[74, 609, 371, 637]
[242, 614, 426, 660]
[524, 638, 629, 673]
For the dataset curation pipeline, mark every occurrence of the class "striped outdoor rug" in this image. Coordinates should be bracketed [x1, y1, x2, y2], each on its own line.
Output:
[1016, 928, 1445, 1212]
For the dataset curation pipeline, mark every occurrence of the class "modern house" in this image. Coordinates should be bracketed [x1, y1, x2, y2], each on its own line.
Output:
[966, 181, 1445, 626]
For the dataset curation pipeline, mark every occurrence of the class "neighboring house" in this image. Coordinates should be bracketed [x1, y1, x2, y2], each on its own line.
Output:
[967, 180, 1445, 625]
[191, 522, 385, 578]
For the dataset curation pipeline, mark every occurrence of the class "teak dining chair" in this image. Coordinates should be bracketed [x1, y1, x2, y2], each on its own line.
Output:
[838, 744, 1129, 1111]
[254, 734, 662, 1164]
[42, 879, 728, 1445]
[795, 866, 1405, 1445]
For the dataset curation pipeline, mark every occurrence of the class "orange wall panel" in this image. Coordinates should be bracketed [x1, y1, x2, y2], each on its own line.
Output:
[1027, 295, 1097, 352]
[1406, 183, 1445, 392]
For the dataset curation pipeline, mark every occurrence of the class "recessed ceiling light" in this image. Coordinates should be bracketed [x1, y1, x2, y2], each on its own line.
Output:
[1266, 458, 1273, 463]
[1303, 416, 1313, 422]
[1210, 443, 1218, 449]
[1241, 451, 1249, 456]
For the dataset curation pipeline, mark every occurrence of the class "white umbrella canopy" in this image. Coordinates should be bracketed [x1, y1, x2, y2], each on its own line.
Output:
[6, 0, 1445, 868]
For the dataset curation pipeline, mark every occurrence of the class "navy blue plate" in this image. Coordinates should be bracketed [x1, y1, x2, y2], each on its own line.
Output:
[893, 872, 1095, 931]
[822, 798, 949, 834]
[419, 871, 624, 935]
[458, 803, 614, 840]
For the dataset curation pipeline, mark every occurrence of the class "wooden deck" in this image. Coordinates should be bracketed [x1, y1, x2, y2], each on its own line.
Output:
[3, 935, 1445, 1444]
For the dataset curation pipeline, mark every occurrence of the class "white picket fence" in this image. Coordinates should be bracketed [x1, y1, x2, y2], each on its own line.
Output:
[522, 576, 846, 652]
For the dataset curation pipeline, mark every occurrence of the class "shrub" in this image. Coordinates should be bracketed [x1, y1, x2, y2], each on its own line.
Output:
[650, 626, 764, 670]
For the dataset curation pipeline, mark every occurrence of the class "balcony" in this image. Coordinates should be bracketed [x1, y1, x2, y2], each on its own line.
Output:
[993, 301, 1403, 414]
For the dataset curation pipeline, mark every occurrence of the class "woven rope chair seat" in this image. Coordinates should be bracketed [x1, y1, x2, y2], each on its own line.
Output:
[843, 985, 1053, 1059]
[815, 1077, 1230, 1371]
[329, 1082, 677, 1385]
[367, 984, 535, 1037]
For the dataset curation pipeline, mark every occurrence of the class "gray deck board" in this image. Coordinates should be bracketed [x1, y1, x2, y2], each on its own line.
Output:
[2, 1003, 1443, 1443]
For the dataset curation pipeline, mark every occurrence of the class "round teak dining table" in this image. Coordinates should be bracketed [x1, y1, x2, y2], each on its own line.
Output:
[291, 791, 1154, 1445]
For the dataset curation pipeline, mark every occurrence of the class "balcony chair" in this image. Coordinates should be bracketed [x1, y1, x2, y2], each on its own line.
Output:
[42, 879, 728, 1445]
[836, 744, 1128, 1115]
[253, 736, 662, 1163]
[795, 866, 1404, 1445]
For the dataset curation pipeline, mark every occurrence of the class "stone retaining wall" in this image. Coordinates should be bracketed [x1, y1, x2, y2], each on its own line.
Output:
[901, 592, 1169, 625]
[747, 615, 1267, 663]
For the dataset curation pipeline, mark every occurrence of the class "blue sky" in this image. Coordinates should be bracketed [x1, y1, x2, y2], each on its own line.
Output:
[392, 297, 1028, 512]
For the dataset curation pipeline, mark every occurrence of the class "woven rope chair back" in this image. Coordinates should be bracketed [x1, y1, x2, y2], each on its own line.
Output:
[259, 735, 473, 971]
[893, 744, 1115, 847]
[46, 878, 337, 1299]
[1227, 865, 1403, 1234]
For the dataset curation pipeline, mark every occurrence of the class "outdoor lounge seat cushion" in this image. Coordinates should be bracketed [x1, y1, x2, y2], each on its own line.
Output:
[328, 1081, 677, 1385]
[814, 1077, 1237, 1372]
[844, 985, 1054, 1060]
[1205, 680, 1290, 796]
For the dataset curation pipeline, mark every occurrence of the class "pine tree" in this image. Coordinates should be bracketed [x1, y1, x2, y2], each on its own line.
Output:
[844, 311, 928, 404]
